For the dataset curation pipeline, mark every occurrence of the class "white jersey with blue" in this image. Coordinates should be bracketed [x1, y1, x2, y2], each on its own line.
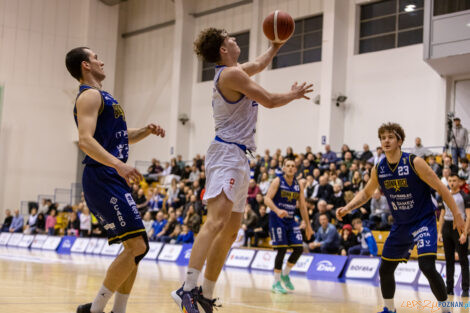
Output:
[212, 65, 258, 151]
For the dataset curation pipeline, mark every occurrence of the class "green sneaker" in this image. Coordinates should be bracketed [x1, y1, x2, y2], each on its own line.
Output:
[281, 274, 295, 291]
[272, 281, 287, 294]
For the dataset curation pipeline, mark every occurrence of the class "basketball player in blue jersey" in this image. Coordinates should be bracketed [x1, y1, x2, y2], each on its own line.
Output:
[172, 28, 313, 313]
[336, 122, 465, 313]
[265, 159, 313, 294]
[65, 47, 165, 313]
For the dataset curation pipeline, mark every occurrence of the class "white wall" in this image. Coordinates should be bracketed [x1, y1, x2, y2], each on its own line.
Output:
[0, 0, 119, 213]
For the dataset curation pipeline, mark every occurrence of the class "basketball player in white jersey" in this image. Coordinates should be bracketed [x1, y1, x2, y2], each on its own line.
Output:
[172, 28, 313, 313]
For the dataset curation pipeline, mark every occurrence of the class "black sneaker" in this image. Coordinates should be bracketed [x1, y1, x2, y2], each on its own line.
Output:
[462, 290, 469, 298]
[447, 289, 454, 296]
[76, 303, 104, 313]
[196, 287, 222, 313]
[171, 285, 200, 313]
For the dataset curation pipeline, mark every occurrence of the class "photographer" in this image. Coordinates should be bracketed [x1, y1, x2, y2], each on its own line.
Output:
[450, 117, 468, 166]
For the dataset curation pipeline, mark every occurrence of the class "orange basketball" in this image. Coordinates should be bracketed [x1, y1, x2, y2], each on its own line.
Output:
[263, 10, 295, 43]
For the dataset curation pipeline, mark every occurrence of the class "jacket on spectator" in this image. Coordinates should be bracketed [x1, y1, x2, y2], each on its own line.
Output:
[356, 227, 378, 256]
[314, 223, 340, 250]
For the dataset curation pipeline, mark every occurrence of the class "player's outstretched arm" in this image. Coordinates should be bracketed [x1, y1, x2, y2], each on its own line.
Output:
[222, 67, 313, 109]
[298, 180, 314, 240]
[128, 123, 165, 145]
[413, 157, 465, 234]
[240, 42, 282, 76]
[76, 89, 142, 185]
[264, 177, 288, 218]
[336, 167, 379, 221]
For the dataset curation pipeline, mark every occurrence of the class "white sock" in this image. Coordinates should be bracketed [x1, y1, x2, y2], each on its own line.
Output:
[112, 292, 129, 313]
[202, 278, 216, 299]
[282, 264, 293, 276]
[91, 285, 113, 313]
[274, 272, 281, 283]
[183, 268, 201, 291]
[384, 298, 395, 311]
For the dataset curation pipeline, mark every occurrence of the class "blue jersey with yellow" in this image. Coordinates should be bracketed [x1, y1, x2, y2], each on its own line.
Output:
[376, 152, 435, 225]
[377, 152, 438, 261]
[74, 84, 129, 165]
[269, 175, 303, 247]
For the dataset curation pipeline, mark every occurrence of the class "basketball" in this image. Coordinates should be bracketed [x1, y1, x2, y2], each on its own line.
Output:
[263, 10, 295, 43]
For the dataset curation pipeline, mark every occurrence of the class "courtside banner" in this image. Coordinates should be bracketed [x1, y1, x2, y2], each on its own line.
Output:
[143, 242, 164, 260]
[251, 250, 277, 271]
[158, 244, 183, 262]
[291, 254, 315, 273]
[395, 261, 419, 284]
[225, 249, 256, 268]
[440, 263, 461, 289]
[57, 236, 77, 254]
[101, 243, 122, 256]
[345, 256, 380, 279]
[176, 244, 194, 266]
[71, 238, 91, 253]
[7, 233, 23, 246]
[307, 254, 347, 279]
[42, 236, 63, 251]
[418, 262, 443, 286]
[0, 233, 11, 245]
[31, 235, 48, 249]
[18, 235, 35, 248]
[92, 239, 107, 254]
[85, 238, 99, 254]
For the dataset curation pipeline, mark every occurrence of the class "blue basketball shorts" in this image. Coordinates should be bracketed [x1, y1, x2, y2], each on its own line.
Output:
[82, 165, 145, 245]
[381, 214, 437, 262]
[269, 215, 303, 248]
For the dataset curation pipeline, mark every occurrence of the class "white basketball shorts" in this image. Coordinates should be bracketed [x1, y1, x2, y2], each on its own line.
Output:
[203, 140, 250, 213]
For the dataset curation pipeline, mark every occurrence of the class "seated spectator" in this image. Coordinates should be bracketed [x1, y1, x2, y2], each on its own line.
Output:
[312, 175, 334, 203]
[459, 158, 470, 184]
[298, 158, 313, 179]
[309, 214, 340, 254]
[145, 158, 164, 183]
[176, 224, 194, 244]
[155, 211, 178, 242]
[250, 193, 264, 216]
[320, 144, 337, 170]
[149, 211, 167, 240]
[159, 222, 181, 244]
[170, 158, 182, 176]
[232, 227, 246, 248]
[1, 209, 12, 232]
[259, 173, 271, 195]
[329, 172, 342, 188]
[66, 212, 80, 237]
[142, 211, 153, 237]
[45, 208, 57, 235]
[184, 195, 202, 216]
[79, 207, 92, 237]
[242, 204, 259, 246]
[443, 155, 459, 175]
[183, 205, 201, 233]
[23, 207, 38, 235]
[359, 144, 373, 163]
[369, 190, 390, 230]
[35, 213, 46, 234]
[167, 179, 181, 208]
[245, 205, 269, 247]
[188, 165, 200, 184]
[176, 207, 184, 224]
[460, 175, 469, 194]
[339, 224, 357, 256]
[369, 146, 385, 165]
[148, 188, 166, 212]
[329, 183, 346, 212]
[9, 209, 24, 233]
[343, 151, 354, 169]
[441, 167, 451, 187]
[411, 137, 432, 158]
[338, 164, 349, 184]
[348, 218, 378, 256]
[312, 200, 332, 232]
[247, 179, 260, 203]
[304, 175, 318, 199]
[428, 155, 442, 177]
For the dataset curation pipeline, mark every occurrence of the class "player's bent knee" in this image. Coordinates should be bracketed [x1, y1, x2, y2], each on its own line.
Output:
[379, 260, 398, 277]
[127, 234, 149, 265]
[418, 255, 436, 274]
[204, 218, 227, 234]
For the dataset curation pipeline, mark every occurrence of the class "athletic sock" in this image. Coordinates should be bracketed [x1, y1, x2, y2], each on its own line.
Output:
[183, 268, 201, 291]
[202, 278, 216, 299]
[274, 272, 281, 283]
[384, 298, 395, 311]
[441, 307, 453, 313]
[282, 264, 293, 276]
[91, 285, 113, 313]
[112, 292, 129, 313]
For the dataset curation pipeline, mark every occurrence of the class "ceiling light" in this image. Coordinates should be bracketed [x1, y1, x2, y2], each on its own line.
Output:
[404, 4, 416, 12]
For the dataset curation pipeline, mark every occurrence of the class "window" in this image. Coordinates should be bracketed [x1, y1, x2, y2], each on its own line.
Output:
[434, 0, 470, 16]
[272, 15, 323, 69]
[358, 0, 424, 54]
[200, 31, 250, 82]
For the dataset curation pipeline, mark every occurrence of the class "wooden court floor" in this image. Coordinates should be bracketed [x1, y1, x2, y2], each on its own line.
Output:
[0, 247, 468, 313]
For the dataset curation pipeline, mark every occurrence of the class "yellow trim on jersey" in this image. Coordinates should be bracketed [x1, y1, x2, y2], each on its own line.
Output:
[108, 229, 146, 242]
[381, 256, 408, 262]
[417, 252, 437, 258]
[386, 151, 403, 172]
[408, 154, 420, 177]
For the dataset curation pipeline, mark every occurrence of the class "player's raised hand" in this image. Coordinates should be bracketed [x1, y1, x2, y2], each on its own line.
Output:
[291, 81, 314, 100]
[147, 123, 165, 138]
[453, 214, 465, 236]
[116, 162, 143, 186]
[336, 207, 348, 221]
[276, 209, 288, 219]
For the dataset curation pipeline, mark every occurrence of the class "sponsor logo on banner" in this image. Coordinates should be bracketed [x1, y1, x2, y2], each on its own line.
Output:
[18, 235, 35, 248]
[158, 244, 183, 261]
[176, 244, 194, 266]
[307, 254, 348, 279]
[418, 262, 443, 286]
[42, 236, 63, 251]
[345, 257, 380, 279]
[292, 255, 314, 273]
[71, 238, 91, 253]
[85, 238, 99, 254]
[143, 242, 164, 260]
[394, 261, 419, 284]
[31, 235, 48, 249]
[0, 233, 12, 245]
[316, 260, 336, 272]
[57, 236, 77, 254]
[225, 249, 256, 268]
[251, 250, 277, 271]
[7, 233, 24, 246]
[101, 243, 122, 256]
[93, 239, 107, 254]
[440, 263, 461, 288]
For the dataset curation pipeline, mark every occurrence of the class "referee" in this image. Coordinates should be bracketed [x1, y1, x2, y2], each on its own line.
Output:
[438, 173, 470, 297]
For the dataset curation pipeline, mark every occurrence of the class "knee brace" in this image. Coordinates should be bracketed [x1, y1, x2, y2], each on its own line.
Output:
[287, 246, 303, 265]
[274, 247, 287, 271]
[134, 233, 150, 265]
[379, 260, 399, 299]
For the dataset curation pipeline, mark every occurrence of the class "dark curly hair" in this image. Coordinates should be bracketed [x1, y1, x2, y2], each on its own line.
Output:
[194, 28, 227, 63]
[378, 122, 406, 145]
